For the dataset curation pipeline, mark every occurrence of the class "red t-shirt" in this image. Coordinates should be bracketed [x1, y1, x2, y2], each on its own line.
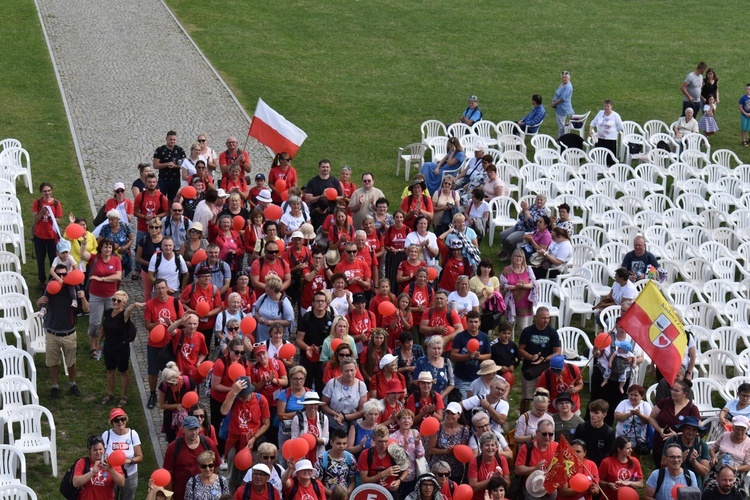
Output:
[322, 214, 353, 235]
[209, 356, 251, 402]
[423, 308, 461, 351]
[384, 224, 409, 251]
[328, 224, 355, 249]
[370, 371, 407, 400]
[347, 310, 376, 342]
[438, 257, 470, 293]
[88, 254, 122, 297]
[32, 198, 63, 239]
[358, 448, 397, 489]
[558, 458, 599, 500]
[172, 330, 208, 375]
[268, 166, 298, 203]
[356, 246, 378, 269]
[180, 283, 223, 329]
[235, 484, 279, 500]
[283, 246, 312, 273]
[400, 194, 434, 230]
[340, 181, 357, 200]
[598, 456, 642, 499]
[226, 286, 257, 314]
[440, 480, 454, 500]
[369, 293, 396, 326]
[145, 296, 184, 348]
[219, 149, 250, 168]
[250, 358, 287, 407]
[226, 393, 271, 451]
[409, 284, 434, 325]
[134, 190, 168, 231]
[104, 198, 134, 215]
[382, 311, 413, 350]
[366, 231, 383, 255]
[220, 176, 249, 197]
[467, 455, 510, 500]
[282, 479, 325, 500]
[397, 260, 426, 292]
[334, 259, 371, 294]
[515, 441, 559, 472]
[536, 364, 583, 413]
[74, 458, 123, 500]
[249, 258, 291, 290]
[301, 267, 329, 310]
[405, 391, 445, 416]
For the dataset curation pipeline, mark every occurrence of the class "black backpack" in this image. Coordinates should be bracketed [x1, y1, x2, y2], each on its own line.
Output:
[654, 466, 692, 496]
[243, 482, 277, 500]
[153, 252, 186, 288]
[60, 457, 90, 500]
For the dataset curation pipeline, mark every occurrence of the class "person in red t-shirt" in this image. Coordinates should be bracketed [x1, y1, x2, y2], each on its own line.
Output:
[383, 293, 413, 351]
[401, 179, 434, 230]
[219, 137, 251, 176]
[347, 294, 376, 347]
[134, 173, 169, 234]
[378, 379, 405, 434]
[358, 424, 408, 494]
[406, 371, 446, 426]
[249, 343, 287, 416]
[370, 355, 407, 400]
[144, 278, 184, 408]
[226, 271, 257, 314]
[104, 182, 135, 223]
[220, 163, 250, 202]
[72, 435, 125, 500]
[301, 250, 332, 311]
[268, 153, 298, 204]
[420, 291, 462, 352]
[32, 182, 64, 286]
[467, 432, 511, 500]
[514, 420, 559, 494]
[209, 337, 251, 455]
[557, 439, 600, 500]
[397, 244, 427, 292]
[163, 416, 222, 500]
[438, 241, 472, 293]
[409, 268, 434, 328]
[281, 458, 326, 500]
[221, 377, 271, 491]
[369, 279, 397, 327]
[335, 242, 371, 294]
[354, 231, 378, 289]
[180, 267, 223, 348]
[166, 313, 209, 378]
[234, 463, 277, 500]
[536, 355, 584, 414]
[249, 241, 292, 293]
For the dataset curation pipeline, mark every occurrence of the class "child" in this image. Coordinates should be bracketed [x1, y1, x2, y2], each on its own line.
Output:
[315, 429, 356, 496]
[603, 340, 636, 393]
[739, 84, 750, 147]
[699, 94, 719, 136]
[248, 173, 267, 209]
[490, 321, 521, 386]
[50, 240, 77, 283]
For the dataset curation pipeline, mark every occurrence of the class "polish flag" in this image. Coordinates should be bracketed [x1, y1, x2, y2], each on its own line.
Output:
[248, 98, 307, 157]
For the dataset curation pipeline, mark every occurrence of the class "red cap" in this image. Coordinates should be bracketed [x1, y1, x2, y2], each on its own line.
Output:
[109, 408, 127, 421]
[385, 379, 403, 394]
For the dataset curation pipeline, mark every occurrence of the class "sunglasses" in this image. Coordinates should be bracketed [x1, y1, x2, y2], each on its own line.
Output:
[233, 350, 245, 356]
[112, 417, 127, 424]
[149, 226, 161, 229]
[58, 273, 68, 277]
[114, 189, 125, 193]
[193, 414, 205, 419]
[346, 250, 357, 254]
[540, 432, 554, 437]
[436, 472, 450, 478]
[172, 209, 183, 212]
[199, 463, 215, 469]
[265, 250, 278, 255]
[338, 352, 352, 357]
[227, 326, 240, 332]
[197, 139, 206, 142]
[112, 298, 123, 304]
[262, 455, 276, 460]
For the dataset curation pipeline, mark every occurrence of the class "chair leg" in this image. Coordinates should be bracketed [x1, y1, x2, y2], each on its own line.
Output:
[488, 225, 495, 246]
[404, 160, 412, 182]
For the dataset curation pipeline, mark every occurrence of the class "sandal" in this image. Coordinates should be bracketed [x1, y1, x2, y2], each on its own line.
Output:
[117, 396, 128, 408]
[101, 394, 114, 405]
[90, 349, 98, 360]
[744, 141, 749, 148]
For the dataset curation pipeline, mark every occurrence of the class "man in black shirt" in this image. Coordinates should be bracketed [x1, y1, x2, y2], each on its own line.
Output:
[518, 307, 561, 413]
[296, 291, 335, 392]
[153, 130, 186, 202]
[573, 399, 615, 466]
[36, 264, 89, 399]
[303, 159, 343, 206]
[702, 465, 744, 500]
[621, 235, 660, 282]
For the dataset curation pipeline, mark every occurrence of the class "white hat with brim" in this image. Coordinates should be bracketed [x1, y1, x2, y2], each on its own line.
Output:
[295, 459, 314, 472]
[216, 188, 229, 198]
[257, 189, 273, 203]
[251, 463, 271, 475]
[299, 391, 322, 405]
[525, 470, 547, 498]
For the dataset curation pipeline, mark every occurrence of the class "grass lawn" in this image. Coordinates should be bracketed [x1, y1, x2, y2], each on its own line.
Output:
[0, 1, 158, 497]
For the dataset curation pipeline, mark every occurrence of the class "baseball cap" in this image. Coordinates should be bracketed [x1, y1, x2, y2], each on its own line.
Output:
[732, 415, 750, 429]
[251, 464, 271, 475]
[252, 343, 267, 356]
[446, 402, 462, 415]
[379, 353, 398, 370]
[216, 188, 228, 198]
[113, 182, 126, 191]
[57, 240, 71, 253]
[255, 173, 266, 181]
[182, 416, 200, 429]
[109, 408, 127, 421]
[291, 231, 304, 240]
[469, 95, 479, 102]
[550, 355, 565, 371]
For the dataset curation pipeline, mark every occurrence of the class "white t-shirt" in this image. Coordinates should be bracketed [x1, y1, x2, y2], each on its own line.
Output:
[612, 280, 637, 304]
[467, 378, 491, 398]
[514, 411, 555, 440]
[447, 291, 479, 316]
[322, 378, 368, 415]
[243, 464, 284, 496]
[548, 240, 573, 264]
[214, 309, 245, 336]
[102, 428, 141, 477]
[614, 399, 652, 443]
[405, 231, 439, 266]
[280, 212, 307, 242]
[462, 397, 510, 434]
[181, 158, 198, 182]
[148, 252, 188, 291]
[468, 200, 490, 220]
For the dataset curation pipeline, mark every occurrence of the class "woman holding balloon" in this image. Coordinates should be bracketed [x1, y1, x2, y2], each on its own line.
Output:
[598, 436, 644, 500]
[82, 238, 123, 359]
[276, 365, 311, 465]
[268, 152, 298, 204]
[178, 221, 208, 280]
[427, 402, 470, 484]
[556, 440, 600, 500]
[158, 361, 198, 443]
[210, 337, 251, 455]
[72, 435, 125, 499]
[101, 408, 142, 500]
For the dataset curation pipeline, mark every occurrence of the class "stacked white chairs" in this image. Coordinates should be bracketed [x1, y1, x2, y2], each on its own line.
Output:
[689, 377, 725, 417]
[0, 253, 20, 275]
[0, 274, 28, 298]
[0, 295, 33, 343]
[534, 280, 564, 326]
[6, 405, 56, 478]
[396, 143, 427, 181]
[0, 148, 31, 194]
[0, 349, 36, 392]
[22, 313, 45, 357]
[0, 446, 26, 486]
[421, 120, 447, 144]
[0, 378, 38, 432]
[0, 484, 36, 499]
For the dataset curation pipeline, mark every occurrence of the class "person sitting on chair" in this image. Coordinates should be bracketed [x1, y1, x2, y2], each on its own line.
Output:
[517, 94, 546, 134]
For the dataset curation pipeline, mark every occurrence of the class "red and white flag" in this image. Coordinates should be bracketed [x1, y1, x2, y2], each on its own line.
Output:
[248, 98, 307, 157]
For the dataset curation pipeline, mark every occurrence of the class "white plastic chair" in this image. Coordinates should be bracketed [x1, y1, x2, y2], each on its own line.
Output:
[598, 305, 622, 333]
[722, 377, 750, 402]
[0, 274, 28, 298]
[396, 143, 428, 181]
[633, 163, 668, 194]
[564, 178, 597, 201]
[459, 135, 486, 157]
[594, 178, 624, 199]
[559, 277, 599, 327]
[702, 281, 737, 318]
[23, 313, 45, 357]
[681, 133, 711, 158]
[680, 257, 715, 287]
[561, 148, 589, 169]
[500, 150, 529, 170]
[698, 349, 745, 385]
[533, 148, 562, 168]
[621, 134, 650, 165]
[496, 120, 525, 140]
[667, 282, 706, 315]
[0, 294, 33, 341]
[0, 141, 21, 153]
[0, 377, 38, 425]
[471, 121, 498, 148]
[0, 349, 36, 392]
[0, 149, 31, 194]
[689, 377, 725, 417]
[643, 120, 671, 140]
[0, 197, 20, 216]
[446, 123, 471, 138]
[698, 241, 734, 263]
[712, 257, 750, 283]
[649, 132, 679, 153]
[662, 209, 695, 240]
[0, 484, 36, 499]
[557, 327, 594, 369]
[530, 134, 560, 154]
[712, 228, 745, 258]
[588, 147, 618, 168]
[600, 210, 633, 241]
[648, 148, 678, 169]
[643, 193, 675, 213]
[6, 405, 56, 478]
[615, 196, 644, 219]
[0, 213, 24, 265]
[709, 326, 750, 353]
[682, 302, 726, 329]
[680, 150, 709, 169]
[421, 120, 447, 144]
[0, 320, 23, 351]
[633, 211, 664, 231]
[0, 254, 19, 275]
[565, 111, 590, 137]
[428, 137, 448, 163]
[578, 226, 610, 250]
[0, 445, 26, 486]
[534, 280, 564, 326]
[487, 196, 520, 247]
[643, 226, 675, 250]
[0, 182, 14, 198]
[497, 135, 527, 157]
[712, 149, 743, 168]
[576, 163, 606, 184]
[599, 242, 630, 275]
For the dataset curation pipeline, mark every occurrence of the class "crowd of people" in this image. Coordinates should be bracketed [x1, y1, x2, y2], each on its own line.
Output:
[30, 73, 750, 499]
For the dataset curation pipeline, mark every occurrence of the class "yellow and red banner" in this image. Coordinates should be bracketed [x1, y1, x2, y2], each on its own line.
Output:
[618, 280, 687, 385]
[544, 435, 583, 493]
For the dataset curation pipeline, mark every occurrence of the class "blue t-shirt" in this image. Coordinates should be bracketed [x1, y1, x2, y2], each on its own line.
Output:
[462, 107, 482, 124]
[276, 388, 308, 413]
[740, 94, 750, 114]
[645, 468, 697, 500]
[451, 330, 491, 381]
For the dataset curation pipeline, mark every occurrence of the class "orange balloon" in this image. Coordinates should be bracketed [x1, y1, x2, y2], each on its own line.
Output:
[280, 190, 290, 201]
[107, 450, 126, 467]
[618, 486, 640, 500]
[378, 301, 397, 316]
[302, 433, 317, 453]
[420, 416, 440, 437]
[197, 360, 214, 377]
[227, 362, 246, 381]
[233, 215, 246, 231]
[570, 473, 591, 493]
[289, 438, 308, 459]
[151, 469, 171, 487]
[454, 484, 473, 500]
[191, 249, 207, 266]
[427, 267, 438, 281]
[275, 239, 285, 252]
[149, 325, 166, 344]
[467, 338, 480, 353]
[240, 316, 257, 336]
[325, 188, 338, 201]
[195, 301, 211, 317]
[234, 448, 253, 470]
[46, 281, 62, 295]
[278, 343, 296, 360]
[282, 439, 295, 460]
[181, 186, 197, 199]
[64, 223, 85, 240]
[594, 333, 612, 349]
[331, 338, 343, 352]
[64, 269, 85, 286]
[275, 179, 287, 192]
[182, 391, 199, 409]
[453, 444, 474, 463]
[264, 205, 283, 221]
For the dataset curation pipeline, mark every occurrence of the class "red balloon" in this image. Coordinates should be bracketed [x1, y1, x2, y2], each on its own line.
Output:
[454, 483, 474, 500]
[275, 239, 285, 253]
[302, 433, 317, 453]
[618, 487, 640, 500]
[182, 391, 199, 409]
[107, 450, 126, 467]
[234, 448, 253, 470]
[64, 223, 85, 240]
[387, 438, 397, 447]
[275, 179, 287, 192]
[501, 371, 515, 387]
[149, 324, 166, 344]
[191, 249, 207, 266]
[195, 301, 211, 317]
[63, 269, 85, 286]
[227, 362, 246, 381]
[420, 416, 440, 437]
[278, 343, 296, 360]
[427, 267, 438, 281]
[289, 438, 308, 459]
[282, 439, 295, 460]
[181, 186, 197, 199]
[151, 469, 171, 487]
[232, 215, 246, 231]
[197, 360, 214, 377]
[280, 190, 290, 201]
[46, 281, 62, 295]
[378, 301, 396, 316]
[672, 484, 685, 500]
[594, 333, 612, 349]
[264, 205, 283, 221]
[240, 316, 257, 336]
[331, 338, 343, 352]
[453, 444, 474, 463]
[325, 188, 338, 201]
[467, 338, 480, 352]
[569, 473, 591, 493]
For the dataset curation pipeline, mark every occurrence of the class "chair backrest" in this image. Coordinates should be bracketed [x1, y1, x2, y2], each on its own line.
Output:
[712, 149, 742, 168]
[0, 445, 26, 487]
[7, 404, 55, 444]
[561, 148, 589, 168]
[0, 348, 36, 391]
[557, 327, 593, 354]
[0, 140, 21, 153]
[0, 180, 15, 197]
[0, 253, 20, 274]
[459, 135, 486, 157]
[446, 123, 471, 138]
[0, 294, 33, 325]
[24, 312, 45, 357]
[0, 149, 29, 170]
[530, 134, 560, 154]
[496, 120, 525, 139]
[421, 120, 447, 144]
[0, 377, 38, 414]
[0, 273, 28, 298]
[405, 143, 427, 160]
[599, 305, 622, 331]
[500, 150, 529, 169]
[0, 484, 36, 500]
[497, 135, 527, 156]
[589, 147, 617, 167]
[471, 120, 496, 141]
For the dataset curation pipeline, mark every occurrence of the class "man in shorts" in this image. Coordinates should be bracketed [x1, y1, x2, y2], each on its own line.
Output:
[36, 264, 89, 399]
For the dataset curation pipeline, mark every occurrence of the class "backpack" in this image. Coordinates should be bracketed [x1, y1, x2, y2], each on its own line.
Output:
[654, 466, 693, 496]
[243, 482, 277, 500]
[508, 441, 534, 499]
[408, 281, 434, 305]
[138, 190, 166, 216]
[163, 216, 190, 238]
[287, 477, 323, 500]
[173, 435, 210, 462]
[320, 450, 355, 477]
[60, 457, 90, 500]
[153, 252, 186, 287]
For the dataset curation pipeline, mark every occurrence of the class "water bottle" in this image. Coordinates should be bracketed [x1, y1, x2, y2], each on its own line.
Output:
[96, 349, 102, 361]
[722, 454, 731, 467]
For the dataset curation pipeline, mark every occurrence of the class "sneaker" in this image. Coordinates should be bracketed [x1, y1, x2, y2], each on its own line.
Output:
[219, 462, 228, 471]
[49, 387, 59, 400]
[70, 384, 82, 397]
[147, 393, 157, 409]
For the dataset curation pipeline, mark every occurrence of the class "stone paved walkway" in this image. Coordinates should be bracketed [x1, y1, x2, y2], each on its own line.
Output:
[35, 0, 271, 465]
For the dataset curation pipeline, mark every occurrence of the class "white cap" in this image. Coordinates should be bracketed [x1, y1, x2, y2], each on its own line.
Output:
[291, 231, 304, 240]
[216, 188, 228, 198]
[295, 459, 314, 472]
[379, 353, 398, 370]
[113, 182, 126, 191]
[251, 463, 271, 475]
[446, 402, 462, 415]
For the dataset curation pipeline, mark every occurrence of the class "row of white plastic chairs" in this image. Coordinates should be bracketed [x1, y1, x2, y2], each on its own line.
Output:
[0, 139, 31, 195]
